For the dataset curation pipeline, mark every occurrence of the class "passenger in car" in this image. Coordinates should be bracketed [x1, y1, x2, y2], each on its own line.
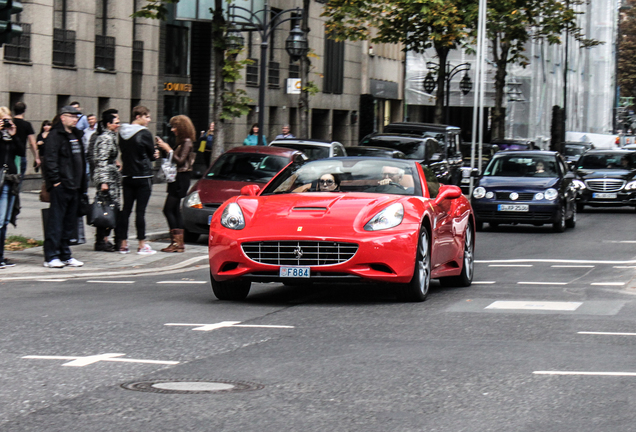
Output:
[318, 173, 341, 192]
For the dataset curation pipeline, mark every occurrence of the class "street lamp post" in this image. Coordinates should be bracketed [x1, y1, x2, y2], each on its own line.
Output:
[227, 5, 309, 146]
[423, 62, 472, 124]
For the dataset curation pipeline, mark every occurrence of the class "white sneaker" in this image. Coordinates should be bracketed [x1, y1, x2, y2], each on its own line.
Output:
[137, 244, 157, 255]
[44, 259, 65, 268]
[63, 258, 84, 267]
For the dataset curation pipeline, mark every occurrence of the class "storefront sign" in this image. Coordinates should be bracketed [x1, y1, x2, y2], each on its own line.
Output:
[370, 79, 399, 100]
[286, 78, 301, 95]
[164, 82, 192, 92]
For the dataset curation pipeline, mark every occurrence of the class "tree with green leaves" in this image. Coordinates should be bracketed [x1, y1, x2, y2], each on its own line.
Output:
[473, 0, 600, 140]
[323, 0, 471, 124]
[619, 1, 636, 101]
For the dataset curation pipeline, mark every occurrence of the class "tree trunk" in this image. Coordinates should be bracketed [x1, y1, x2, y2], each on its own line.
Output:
[491, 41, 509, 140]
[298, 0, 310, 139]
[211, 0, 226, 162]
[433, 46, 449, 124]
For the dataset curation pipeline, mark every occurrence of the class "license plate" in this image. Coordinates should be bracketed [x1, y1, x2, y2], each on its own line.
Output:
[208, 215, 213, 225]
[280, 266, 311, 278]
[592, 193, 617, 199]
[498, 204, 529, 212]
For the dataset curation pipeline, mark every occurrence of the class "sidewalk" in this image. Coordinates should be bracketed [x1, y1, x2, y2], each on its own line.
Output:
[1, 182, 209, 281]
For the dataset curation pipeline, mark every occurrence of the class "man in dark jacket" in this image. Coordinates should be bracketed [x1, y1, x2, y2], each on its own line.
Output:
[43, 105, 87, 268]
[115, 105, 159, 255]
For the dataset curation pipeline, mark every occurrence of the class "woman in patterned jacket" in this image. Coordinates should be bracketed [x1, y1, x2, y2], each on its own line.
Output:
[91, 109, 122, 252]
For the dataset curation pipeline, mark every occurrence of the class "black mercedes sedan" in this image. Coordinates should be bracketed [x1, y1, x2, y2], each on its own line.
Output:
[574, 150, 636, 211]
[471, 151, 577, 232]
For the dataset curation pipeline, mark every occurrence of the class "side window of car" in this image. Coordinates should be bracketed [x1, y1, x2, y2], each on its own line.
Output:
[558, 159, 567, 175]
[421, 165, 440, 198]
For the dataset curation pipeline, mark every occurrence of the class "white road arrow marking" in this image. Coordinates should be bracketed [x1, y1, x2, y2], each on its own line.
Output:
[165, 321, 295, 332]
[23, 353, 179, 367]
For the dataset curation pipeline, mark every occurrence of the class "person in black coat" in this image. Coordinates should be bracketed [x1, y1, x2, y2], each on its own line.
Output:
[42, 105, 87, 268]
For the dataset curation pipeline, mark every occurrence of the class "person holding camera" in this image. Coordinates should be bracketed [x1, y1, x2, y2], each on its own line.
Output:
[0, 107, 25, 268]
[42, 105, 87, 268]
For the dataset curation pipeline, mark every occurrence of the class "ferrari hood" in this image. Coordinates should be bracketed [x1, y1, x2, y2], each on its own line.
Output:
[478, 176, 558, 189]
[236, 193, 406, 234]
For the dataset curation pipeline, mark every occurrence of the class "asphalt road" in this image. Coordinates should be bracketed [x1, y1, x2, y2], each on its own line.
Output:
[2, 207, 636, 431]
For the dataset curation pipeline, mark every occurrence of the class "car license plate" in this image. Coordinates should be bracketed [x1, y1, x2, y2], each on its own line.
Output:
[592, 193, 617, 199]
[208, 215, 213, 225]
[498, 204, 529, 212]
[280, 266, 310, 278]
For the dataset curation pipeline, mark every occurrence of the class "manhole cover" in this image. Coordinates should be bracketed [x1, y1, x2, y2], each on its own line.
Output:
[121, 379, 264, 394]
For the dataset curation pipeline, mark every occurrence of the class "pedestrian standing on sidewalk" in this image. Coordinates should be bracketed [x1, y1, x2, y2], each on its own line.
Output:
[155, 115, 196, 253]
[0, 107, 25, 268]
[12, 102, 41, 181]
[198, 121, 214, 167]
[42, 105, 86, 268]
[243, 123, 267, 146]
[91, 109, 121, 252]
[116, 105, 159, 255]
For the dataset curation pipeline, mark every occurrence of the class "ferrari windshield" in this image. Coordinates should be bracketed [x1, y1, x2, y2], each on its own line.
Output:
[262, 158, 422, 196]
[484, 154, 558, 177]
[206, 153, 289, 182]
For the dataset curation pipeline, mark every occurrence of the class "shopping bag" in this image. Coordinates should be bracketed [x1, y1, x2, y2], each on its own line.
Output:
[161, 151, 177, 183]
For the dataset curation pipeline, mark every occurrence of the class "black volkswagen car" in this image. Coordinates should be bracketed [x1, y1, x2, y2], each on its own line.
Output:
[471, 151, 577, 232]
[574, 150, 636, 211]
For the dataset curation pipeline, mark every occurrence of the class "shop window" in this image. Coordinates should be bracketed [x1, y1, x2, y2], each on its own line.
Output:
[165, 24, 189, 76]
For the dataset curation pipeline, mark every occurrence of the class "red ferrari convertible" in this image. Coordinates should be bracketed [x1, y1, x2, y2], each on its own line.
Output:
[208, 157, 475, 302]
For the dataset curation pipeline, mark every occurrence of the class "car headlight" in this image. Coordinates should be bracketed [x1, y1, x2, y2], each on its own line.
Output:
[364, 203, 404, 231]
[544, 188, 558, 201]
[534, 192, 544, 200]
[220, 203, 245, 230]
[626, 181, 636, 191]
[473, 187, 486, 199]
[485, 191, 494, 199]
[572, 179, 586, 190]
[185, 191, 202, 209]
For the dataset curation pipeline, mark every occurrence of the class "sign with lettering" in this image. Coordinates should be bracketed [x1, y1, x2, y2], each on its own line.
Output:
[164, 82, 192, 92]
[286, 78, 301, 95]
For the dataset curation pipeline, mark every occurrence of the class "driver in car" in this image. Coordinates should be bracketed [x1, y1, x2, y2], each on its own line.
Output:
[374, 166, 414, 193]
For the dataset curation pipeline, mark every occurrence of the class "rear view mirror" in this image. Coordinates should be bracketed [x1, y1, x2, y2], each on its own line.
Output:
[240, 185, 261, 196]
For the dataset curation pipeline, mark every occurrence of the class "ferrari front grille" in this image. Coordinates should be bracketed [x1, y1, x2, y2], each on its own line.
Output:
[241, 241, 358, 266]
[585, 179, 625, 192]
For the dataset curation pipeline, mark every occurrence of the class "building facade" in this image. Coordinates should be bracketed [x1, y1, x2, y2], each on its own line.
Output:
[0, 0, 160, 176]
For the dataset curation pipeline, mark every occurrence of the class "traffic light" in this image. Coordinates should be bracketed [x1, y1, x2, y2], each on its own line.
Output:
[0, 0, 23, 47]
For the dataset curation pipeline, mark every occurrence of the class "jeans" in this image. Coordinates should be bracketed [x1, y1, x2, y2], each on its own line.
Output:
[43, 186, 79, 262]
[115, 177, 152, 241]
[0, 183, 16, 261]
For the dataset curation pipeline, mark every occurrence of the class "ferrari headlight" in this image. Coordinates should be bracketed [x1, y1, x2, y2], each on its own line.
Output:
[364, 203, 404, 231]
[625, 181, 636, 191]
[544, 188, 558, 201]
[472, 187, 486, 199]
[185, 191, 202, 209]
[220, 203, 245, 230]
[572, 179, 586, 190]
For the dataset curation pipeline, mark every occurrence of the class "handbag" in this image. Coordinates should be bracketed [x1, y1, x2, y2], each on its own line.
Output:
[88, 192, 118, 229]
[39, 181, 50, 203]
[161, 151, 177, 183]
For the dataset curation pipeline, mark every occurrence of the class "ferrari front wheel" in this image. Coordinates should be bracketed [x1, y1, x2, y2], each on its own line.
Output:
[396, 227, 431, 302]
[210, 272, 251, 301]
[439, 223, 474, 288]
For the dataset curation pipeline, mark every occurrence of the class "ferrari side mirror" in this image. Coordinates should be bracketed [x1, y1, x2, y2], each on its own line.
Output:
[240, 185, 261, 196]
[433, 185, 462, 205]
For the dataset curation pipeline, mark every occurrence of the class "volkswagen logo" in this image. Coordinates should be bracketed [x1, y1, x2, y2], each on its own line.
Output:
[509, 192, 519, 201]
[293, 246, 304, 259]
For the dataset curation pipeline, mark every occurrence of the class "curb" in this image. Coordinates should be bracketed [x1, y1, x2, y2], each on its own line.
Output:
[0, 255, 209, 281]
